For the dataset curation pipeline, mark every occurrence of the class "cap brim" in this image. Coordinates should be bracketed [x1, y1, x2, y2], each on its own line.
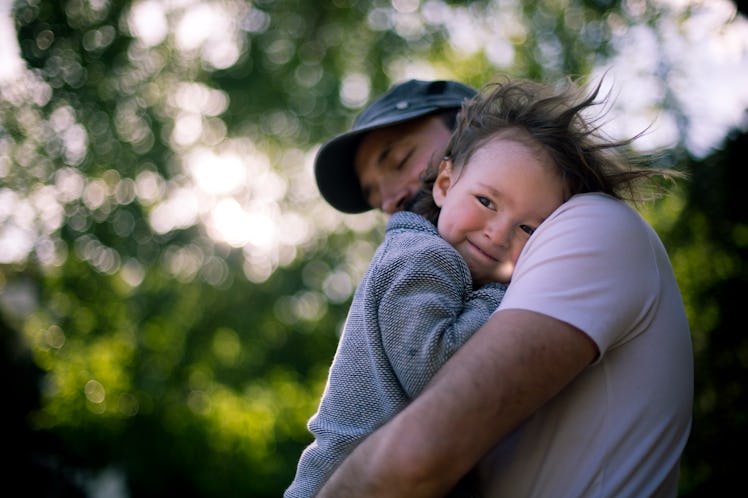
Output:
[314, 106, 454, 214]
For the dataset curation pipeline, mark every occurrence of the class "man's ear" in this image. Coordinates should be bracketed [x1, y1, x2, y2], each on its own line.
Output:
[432, 158, 453, 208]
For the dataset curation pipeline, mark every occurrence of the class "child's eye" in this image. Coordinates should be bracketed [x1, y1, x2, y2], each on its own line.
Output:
[519, 224, 535, 235]
[477, 196, 492, 208]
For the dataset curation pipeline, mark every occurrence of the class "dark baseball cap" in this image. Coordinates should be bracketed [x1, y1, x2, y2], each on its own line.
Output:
[314, 79, 477, 213]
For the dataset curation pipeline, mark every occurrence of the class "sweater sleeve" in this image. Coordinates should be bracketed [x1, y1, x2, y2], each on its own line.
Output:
[374, 234, 505, 399]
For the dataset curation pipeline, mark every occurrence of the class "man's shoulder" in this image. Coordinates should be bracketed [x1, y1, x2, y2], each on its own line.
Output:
[530, 193, 659, 272]
[550, 193, 643, 232]
[559, 193, 630, 214]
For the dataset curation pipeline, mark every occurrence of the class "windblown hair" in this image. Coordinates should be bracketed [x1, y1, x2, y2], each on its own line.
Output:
[410, 76, 685, 224]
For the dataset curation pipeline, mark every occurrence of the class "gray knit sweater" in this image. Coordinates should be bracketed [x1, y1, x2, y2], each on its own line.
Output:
[285, 211, 505, 498]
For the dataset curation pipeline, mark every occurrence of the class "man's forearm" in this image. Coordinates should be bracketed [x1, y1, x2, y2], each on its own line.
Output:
[317, 309, 597, 497]
[317, 407, 460, 498]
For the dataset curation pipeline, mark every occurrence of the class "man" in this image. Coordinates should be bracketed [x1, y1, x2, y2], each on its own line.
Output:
[313, 78, 694, 497]
[315, 79, 476, 214]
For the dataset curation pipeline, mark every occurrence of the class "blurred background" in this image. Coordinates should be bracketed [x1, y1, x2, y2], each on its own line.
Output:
[0, 0, 746, 496]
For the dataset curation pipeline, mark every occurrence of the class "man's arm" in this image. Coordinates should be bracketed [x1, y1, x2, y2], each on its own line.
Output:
[316, 308, 598, 497]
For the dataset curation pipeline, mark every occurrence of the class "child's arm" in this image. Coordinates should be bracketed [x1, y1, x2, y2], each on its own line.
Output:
[375, 239, 505, 398]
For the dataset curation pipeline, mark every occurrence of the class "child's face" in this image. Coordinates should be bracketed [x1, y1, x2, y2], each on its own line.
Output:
[433, 137, 565, 285]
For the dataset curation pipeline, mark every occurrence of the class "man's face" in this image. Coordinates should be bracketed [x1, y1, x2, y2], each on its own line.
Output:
[354, 114, 452, 214]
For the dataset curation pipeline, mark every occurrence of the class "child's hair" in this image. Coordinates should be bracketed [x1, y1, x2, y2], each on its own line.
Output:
[410, 75, 685, 224]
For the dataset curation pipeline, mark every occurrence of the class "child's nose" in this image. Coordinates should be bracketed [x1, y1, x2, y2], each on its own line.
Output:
[484, 216, 511, 247]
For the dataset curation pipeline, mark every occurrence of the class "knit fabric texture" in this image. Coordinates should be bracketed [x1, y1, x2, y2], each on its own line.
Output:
[285, 211, 505, 498]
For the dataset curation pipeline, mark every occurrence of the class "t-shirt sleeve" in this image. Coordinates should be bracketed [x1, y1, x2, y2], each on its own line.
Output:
[498, 194, 661, 356]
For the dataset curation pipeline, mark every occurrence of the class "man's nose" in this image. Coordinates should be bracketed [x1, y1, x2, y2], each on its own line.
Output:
[380, 186, 415, 214]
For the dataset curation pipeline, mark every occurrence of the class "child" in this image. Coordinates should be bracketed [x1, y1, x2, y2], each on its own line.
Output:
[286, 76, 671, 498]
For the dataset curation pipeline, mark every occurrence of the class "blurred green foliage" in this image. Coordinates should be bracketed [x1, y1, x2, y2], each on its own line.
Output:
[1, 0, 746, 496]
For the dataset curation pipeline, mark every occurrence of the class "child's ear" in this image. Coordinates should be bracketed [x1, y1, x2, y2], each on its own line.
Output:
[432, 158, 453, 208]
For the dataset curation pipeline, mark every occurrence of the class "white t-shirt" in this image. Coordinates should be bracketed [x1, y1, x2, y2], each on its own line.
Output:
[479, 193, 694, 498]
